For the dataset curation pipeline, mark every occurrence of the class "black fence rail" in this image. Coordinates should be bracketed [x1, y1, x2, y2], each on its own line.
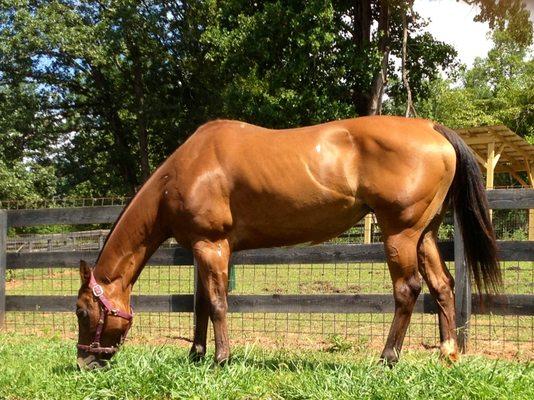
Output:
[0, 189, 533, 353]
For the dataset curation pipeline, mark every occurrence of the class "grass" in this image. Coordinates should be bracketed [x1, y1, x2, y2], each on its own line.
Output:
[0, 334, 532, 400]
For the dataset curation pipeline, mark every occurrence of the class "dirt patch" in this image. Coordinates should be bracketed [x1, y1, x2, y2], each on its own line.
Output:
[4, 326, 531, 361]
[298, 280, 361, 294]
[5, 280, 23, 290]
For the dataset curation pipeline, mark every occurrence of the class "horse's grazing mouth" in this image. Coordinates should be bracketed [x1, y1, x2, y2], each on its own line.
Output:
[77, 351, 110, 370]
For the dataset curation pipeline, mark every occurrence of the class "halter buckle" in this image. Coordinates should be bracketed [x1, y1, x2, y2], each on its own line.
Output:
[92, 284, 104, 297]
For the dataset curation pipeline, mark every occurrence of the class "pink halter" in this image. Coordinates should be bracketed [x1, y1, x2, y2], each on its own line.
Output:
[77, 271, 133, 354]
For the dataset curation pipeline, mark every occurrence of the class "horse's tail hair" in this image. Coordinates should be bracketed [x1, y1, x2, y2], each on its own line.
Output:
[434, 124, 502, 294]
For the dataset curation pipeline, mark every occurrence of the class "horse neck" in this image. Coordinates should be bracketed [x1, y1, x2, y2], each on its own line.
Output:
[93, 186, 169, 300]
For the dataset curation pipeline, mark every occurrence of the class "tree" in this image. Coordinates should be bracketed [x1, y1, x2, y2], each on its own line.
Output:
[0, 0, 531, 199]
[415, 29, 533, 143]
[1, 0, 212, 194]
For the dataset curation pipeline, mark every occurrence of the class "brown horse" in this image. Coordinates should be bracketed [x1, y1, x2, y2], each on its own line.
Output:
[75, 116, 500, 369]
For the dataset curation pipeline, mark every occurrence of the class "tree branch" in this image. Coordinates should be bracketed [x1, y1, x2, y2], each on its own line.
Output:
[402, 3, 417, 118]
[368, 0, 390, 116]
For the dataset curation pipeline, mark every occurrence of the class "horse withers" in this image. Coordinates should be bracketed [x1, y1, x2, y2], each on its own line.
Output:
[75, 116, 500, 369]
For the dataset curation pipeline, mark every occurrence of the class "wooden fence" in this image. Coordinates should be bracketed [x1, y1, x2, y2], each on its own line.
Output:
[0, 189, 533, 351]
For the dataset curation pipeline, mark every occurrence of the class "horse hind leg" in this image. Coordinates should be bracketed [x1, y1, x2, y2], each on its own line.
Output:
[380, 231, 422, 366]
[418, 220, 459, 362]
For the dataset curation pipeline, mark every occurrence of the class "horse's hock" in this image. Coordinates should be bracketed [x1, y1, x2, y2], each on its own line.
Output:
[0, 189, 533, 358]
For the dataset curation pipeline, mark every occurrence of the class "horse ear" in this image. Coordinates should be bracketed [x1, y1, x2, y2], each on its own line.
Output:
[79, 260, 92, 284]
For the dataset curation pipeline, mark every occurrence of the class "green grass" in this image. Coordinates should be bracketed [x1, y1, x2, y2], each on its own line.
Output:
[0, 334, 532, 400]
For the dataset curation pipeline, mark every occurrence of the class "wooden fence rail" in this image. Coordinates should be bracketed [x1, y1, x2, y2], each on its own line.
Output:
[0, 189, 533, 352]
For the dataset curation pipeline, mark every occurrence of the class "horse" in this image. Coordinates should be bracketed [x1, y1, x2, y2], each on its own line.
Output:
[75, 115, 501, 369]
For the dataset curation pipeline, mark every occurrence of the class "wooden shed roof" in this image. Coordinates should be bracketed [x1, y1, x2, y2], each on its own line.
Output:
[456, 125, 533, 174]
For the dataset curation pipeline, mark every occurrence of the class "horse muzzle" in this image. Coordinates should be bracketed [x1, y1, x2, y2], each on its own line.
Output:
[76, 349, 110, 370]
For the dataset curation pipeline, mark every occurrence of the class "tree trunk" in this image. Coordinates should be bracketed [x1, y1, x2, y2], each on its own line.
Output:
[354, 1, 371, 46]
[91, 68, 139, 194]
[353, 0, 372, 116]
[367, 0, 390, 116]
[131, 44, 150, 182]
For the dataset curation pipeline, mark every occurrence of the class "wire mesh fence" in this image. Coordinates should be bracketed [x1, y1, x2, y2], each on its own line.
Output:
[4, 260, 532, 357]
[1, 197, 533, 359]
[0, 197, 131, 210]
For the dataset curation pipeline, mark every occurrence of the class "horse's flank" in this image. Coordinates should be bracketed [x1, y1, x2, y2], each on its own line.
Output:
[161, 116, 453, 247]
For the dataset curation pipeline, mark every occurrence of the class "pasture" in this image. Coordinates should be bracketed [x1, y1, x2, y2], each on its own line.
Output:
[0, 333, 532, 400]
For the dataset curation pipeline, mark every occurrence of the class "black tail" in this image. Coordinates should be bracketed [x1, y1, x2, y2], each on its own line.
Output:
[434, 124, 502, 294]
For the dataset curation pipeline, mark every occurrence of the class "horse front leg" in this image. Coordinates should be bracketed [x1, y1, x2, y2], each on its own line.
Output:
[192, 239, 231, 364]
[380, 232, 422, 366]
[189, 263, 209, 361]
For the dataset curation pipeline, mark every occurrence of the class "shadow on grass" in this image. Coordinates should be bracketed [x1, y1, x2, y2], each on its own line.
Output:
[223, 352, 385, 373]
[47, 347, 395, 377]
[51, 364, 79, 374]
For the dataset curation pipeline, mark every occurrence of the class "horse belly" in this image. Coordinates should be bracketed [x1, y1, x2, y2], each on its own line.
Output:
[228, 129, 364, 249]
[229, 189, 367, 250]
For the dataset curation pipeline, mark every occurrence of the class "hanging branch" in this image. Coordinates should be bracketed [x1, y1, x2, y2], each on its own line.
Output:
[368, 0, 390, 116]
[402, 2, 417, 118]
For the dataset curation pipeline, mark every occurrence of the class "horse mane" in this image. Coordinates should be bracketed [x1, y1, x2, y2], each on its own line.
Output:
[95, 196, 135, 264]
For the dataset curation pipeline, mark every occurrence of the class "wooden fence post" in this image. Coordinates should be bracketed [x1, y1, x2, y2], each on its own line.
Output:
[0, 210, 7, 328]
[364, 214, 373, 244]
[454, 212, 471, 352]
[193, 258, 198, 329]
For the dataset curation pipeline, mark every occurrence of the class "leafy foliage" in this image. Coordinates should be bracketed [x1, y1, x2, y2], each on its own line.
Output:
[0, 1, 531, 198]
[415, 30, 533, 143]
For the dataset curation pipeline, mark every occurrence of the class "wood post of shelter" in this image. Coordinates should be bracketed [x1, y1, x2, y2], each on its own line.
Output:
[364, 214, 373, 244]
[457, 125, 534, 240]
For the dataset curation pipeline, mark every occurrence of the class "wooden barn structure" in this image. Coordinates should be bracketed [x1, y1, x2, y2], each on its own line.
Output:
[362, 124, 534, 243]
[456, 125, 534, 240]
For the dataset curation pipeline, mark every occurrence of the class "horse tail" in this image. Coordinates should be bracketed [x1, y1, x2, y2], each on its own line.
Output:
[434, 124, 502, 294]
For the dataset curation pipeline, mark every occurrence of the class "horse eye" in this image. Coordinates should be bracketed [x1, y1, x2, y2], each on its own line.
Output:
[76, 308, 88, 319]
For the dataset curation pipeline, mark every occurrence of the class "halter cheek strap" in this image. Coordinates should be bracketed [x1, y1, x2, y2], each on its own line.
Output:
[77, 271, 134, 355]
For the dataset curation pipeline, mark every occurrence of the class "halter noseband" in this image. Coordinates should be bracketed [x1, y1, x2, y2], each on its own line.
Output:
[77, 271, 134, 355]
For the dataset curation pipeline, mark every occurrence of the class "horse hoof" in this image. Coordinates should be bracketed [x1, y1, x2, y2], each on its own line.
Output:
[379, 349, 399, 368]
[214, 353, 230, 366]
[439, 339, 459, 364]
[189, 345, 206, 362]
[440, 352, 460, 365]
